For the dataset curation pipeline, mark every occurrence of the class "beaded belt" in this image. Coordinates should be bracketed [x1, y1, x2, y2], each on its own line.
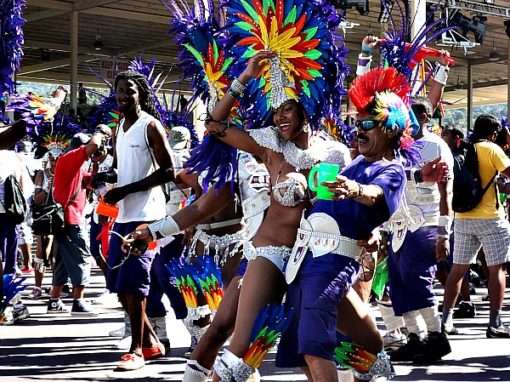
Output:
[189, 229, 245, 266]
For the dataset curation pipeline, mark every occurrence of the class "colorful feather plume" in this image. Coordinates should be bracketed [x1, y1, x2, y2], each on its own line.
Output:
[187, 256, 224, 310]
[378, 0, 455, 94]
[6, 92, 67, 136]
[87, 92, 121, 130]
[348, 67, 411, 120]
[164, 0, 234, 109]
[166, 259, 200, 308]
[0, 0, 26, 98]
[0, 274, 27, 323]
[224, 0, 348, 129]
[166, 256, 224, 310]
[165, 0, 241, 192]
[334, 341, 377, 373]
[243, 304, 294, 368]
[348, 67, 421, 165]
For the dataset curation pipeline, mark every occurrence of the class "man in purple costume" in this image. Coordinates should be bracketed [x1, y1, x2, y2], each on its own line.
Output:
[276, 66, 448, 382]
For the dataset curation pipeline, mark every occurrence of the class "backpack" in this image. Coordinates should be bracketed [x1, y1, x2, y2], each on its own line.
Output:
[452, 142, 497, 213]
[3, 174, 27, 224]
[32, 178, 79, 236]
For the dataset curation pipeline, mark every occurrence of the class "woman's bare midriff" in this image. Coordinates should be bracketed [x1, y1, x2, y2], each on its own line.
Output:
[251, 198, 306, 248]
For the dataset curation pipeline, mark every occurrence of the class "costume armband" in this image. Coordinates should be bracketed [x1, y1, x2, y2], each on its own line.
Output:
[433, 63, 449, 86]
[356, 54, 372, 76]
[147, 216, 181, 241]
[437, 215, 453, 238]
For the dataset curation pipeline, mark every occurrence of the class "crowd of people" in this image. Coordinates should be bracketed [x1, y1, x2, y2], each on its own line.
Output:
[1, 0, 510, 381]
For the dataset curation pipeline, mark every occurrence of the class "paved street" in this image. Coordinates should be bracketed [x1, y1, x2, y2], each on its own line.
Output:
[1, 268, 510, 382]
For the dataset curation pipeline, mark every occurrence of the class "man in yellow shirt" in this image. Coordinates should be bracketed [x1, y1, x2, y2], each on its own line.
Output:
[442, 115, 510, 337]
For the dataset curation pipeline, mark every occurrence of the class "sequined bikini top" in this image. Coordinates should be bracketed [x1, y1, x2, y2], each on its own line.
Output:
[271, 173, 307, 207]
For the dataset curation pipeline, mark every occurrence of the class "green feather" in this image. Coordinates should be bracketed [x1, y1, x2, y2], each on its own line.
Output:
[212, 41, 219, 63]
[262, 0, 271, 14]
[242, 45, 257, 58]
[240, 0, 259, 22]
[303, 26, 318, 41]
[183, 43, 204, 66]
[304, 49, 321, 60]
[301, 80, 310, 97]
[236, 21, 253, 32]
[284, 6, 297, 25]
[221, 57, 234, 71]
[308, 69, 322, 78]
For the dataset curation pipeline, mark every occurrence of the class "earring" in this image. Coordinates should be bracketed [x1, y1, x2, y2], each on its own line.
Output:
[303, 123, 310, 134]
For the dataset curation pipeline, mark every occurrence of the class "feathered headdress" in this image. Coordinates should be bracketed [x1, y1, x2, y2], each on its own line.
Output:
[348, 67, 421, 165]
[378, 0, 455, 94]
[0, 0, 25, 99]
[6, 91, 67, 137]
[31, 113, 81, 158]
[87, 91, 121, 131]
[166, 0, 240, 192]
[165, 0, 234, 112]
[224, 0, 348, 130]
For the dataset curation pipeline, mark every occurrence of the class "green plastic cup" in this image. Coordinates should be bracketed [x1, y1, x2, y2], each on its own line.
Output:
[308, 163, 341, 200]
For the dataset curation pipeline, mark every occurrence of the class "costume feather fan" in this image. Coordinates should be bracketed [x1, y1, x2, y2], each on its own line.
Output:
[0, 0, 26, 97]
[224, 0, 348, 130]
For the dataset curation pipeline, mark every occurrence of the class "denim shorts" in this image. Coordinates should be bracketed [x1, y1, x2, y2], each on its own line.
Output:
[53, 225, 91, 287]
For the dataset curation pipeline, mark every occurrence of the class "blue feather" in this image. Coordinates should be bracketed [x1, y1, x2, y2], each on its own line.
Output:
[1, 274, 27, 313]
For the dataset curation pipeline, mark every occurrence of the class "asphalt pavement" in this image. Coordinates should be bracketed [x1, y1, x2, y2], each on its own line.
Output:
[1, 268, 509, 382]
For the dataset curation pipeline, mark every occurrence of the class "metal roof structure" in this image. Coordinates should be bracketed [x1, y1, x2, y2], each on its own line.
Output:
[17, 0, 510, 114]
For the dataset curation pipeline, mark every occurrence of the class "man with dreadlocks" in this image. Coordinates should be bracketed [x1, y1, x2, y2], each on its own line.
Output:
[101, 70, 176, 371]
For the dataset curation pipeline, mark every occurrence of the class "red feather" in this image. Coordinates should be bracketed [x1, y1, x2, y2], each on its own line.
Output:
[348, 67, 411, 117]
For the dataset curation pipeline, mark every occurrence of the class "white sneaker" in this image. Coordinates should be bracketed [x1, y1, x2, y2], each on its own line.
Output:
[114, 335, 132, 350]
[91, 290, 114, 305]
[109, 326, 125, 337]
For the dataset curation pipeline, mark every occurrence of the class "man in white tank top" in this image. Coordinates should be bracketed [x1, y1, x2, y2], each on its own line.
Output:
[100, 71, 176, 371]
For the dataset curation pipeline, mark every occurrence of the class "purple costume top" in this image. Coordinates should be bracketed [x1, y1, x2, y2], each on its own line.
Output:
[308, 155, 405, 241]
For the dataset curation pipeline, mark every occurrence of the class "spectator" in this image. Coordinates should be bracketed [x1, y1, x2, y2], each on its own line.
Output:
[441, 125, 465, 155]
[100, 70, 176, 371]
[47, 129, 111, 316]
[442, 114, 510, 338]
[0, 149, 31, 324]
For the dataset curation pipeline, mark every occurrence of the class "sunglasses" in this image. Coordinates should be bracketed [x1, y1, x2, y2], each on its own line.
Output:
[356, 119, 380, 131]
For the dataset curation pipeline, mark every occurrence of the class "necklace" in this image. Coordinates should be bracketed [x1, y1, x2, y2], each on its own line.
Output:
[249, 127, 319, 171]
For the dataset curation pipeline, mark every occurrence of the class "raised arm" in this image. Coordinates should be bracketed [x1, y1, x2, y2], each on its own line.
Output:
[428, 50, 450, 112]
[205, 51, 276, 159]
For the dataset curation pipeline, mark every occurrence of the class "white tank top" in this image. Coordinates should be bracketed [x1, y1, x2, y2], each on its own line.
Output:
[115, 111, 166, 223]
